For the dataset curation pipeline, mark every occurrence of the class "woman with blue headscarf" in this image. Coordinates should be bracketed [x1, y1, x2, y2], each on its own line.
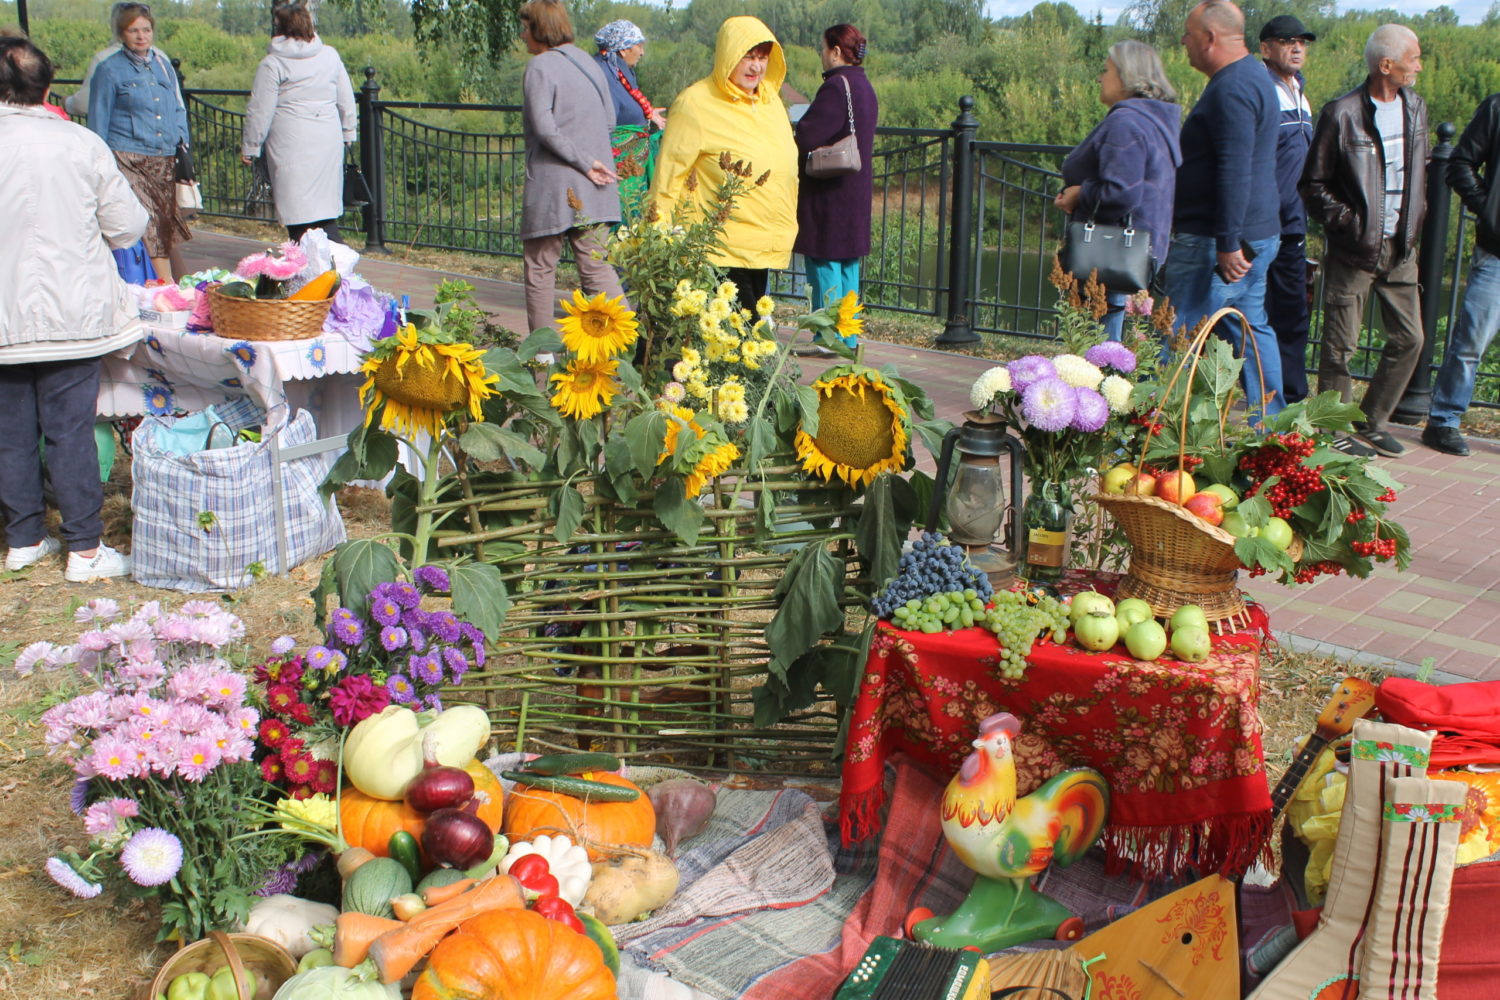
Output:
[594, 19, 664, 219]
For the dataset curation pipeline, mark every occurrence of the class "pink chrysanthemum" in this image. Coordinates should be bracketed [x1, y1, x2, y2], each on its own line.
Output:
[176, 736, 220, 782]
[1007, 355, 1057, 393]
[46, 857, 103, 898]
[121, 828, 183, 886]
[1020, 377, 1077, 432]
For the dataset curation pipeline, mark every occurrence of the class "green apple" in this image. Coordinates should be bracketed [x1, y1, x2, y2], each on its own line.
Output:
[1199, 483, 1239, 511]
[1169, 604, 1209, 633]
[1069, 590, 1115, 623]
[1073, 610, 1120, 652]
[1221, 512, 1257, 538]
[1262, 516, 1294, 551]
[1170, 625, 1212, 663]
[1101, 462, 1138, 495]
[1124, 620, 1168, 661]
[1115, 598, 1153, 628]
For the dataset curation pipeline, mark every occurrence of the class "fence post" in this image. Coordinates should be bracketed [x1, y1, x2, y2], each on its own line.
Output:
[1392, 120, 1456, 424]
[358, 66, 388, 253]
[935, 96, 981, 346]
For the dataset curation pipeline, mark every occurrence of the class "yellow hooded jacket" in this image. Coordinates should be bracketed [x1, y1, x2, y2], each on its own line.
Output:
[649, 16, 798, 270]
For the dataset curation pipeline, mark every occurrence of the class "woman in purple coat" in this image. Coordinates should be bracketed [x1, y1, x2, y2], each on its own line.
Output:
[794, 24, 878, 347]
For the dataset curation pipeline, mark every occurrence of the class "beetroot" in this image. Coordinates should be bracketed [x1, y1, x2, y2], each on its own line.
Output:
[647, 779, 716, 857]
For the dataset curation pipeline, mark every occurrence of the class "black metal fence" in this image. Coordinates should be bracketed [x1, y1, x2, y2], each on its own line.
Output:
[57, 69, 1496, 413]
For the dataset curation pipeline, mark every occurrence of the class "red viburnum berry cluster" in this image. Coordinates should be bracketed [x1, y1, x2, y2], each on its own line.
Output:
[1238, 432, 1326, 517]
[1346, 507, 1368, 523]
[1351, 530, 1398, 561]
[1180, 454, 1203, 472]
[1376, 488, 1397, 503]
[1293, 560, 1346, 584]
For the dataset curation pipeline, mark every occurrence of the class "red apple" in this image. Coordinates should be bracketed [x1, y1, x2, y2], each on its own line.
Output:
[1155, 470, 1197, 505]
[1123, 473, 1157, 497]
[1183, 492, 1225, 526]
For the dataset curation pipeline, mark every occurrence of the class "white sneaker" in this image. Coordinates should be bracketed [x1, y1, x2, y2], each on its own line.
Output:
[65, 545, 131, 582]
[6, 536, 61, 571]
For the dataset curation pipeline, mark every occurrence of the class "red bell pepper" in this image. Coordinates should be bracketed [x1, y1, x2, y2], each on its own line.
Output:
[508, 853, 561, 899]
[532, 893, 586, 934]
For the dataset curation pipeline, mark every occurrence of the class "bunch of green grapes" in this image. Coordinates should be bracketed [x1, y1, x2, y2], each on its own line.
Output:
[889, 588, 988, 634]
[980, 590, 1071, 679]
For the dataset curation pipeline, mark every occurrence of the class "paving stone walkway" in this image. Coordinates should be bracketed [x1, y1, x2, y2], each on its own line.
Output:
[184, 230, 1500, 683]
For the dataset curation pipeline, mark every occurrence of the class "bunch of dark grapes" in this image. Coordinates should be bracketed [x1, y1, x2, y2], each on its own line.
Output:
[1237, 432, 1325, 518]
[871, 532, 994, 618]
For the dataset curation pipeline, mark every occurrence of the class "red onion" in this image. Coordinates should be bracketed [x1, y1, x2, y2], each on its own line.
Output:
[421, 806, 494, 869]
[405, 734, 476, 813]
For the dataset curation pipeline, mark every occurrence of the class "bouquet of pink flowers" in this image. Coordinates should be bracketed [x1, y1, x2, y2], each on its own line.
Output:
[29, 599, 297, 941]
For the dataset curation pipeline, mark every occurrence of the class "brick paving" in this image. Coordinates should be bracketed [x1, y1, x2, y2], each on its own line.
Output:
[184, 230, 1500, 683]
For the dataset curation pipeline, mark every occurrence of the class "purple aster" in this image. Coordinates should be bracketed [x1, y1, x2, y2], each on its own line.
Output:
[414, 566, 451, 594]
[1084, 340, 1138, 374]
[254, 852, 321, 897]
[389, 582, 422, 610]
[270, 635, 296, 656]
[1071, 386, 1111, 432]
[120, 828, 183, 886]
[379, 626, 408, 652]
[306, 645, 337, 671]
[442, 647, 470, 681]
[409, 629, 427, 654]
[1020, 377, 1078, 432]
[70, 779, 91, 815]
[428, 612, 461, 643]
[386, 673, 417, 704]
[409, 654, 443, 686]
[1007, 355, 1057, 393]
[369, 596, 401, 628]
[423, 693, 444, 711]
[330, 616, 364, 647]
[46, 857, 102, 899]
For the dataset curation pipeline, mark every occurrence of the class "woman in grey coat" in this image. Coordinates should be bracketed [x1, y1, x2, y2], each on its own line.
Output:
[240, 0, 356, 242]
[519, 0, 627, 334]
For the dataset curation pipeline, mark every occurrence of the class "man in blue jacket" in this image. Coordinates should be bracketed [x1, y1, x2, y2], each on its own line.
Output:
[1260, 15, 1316, 404]
[1162, 0, 1284, 417]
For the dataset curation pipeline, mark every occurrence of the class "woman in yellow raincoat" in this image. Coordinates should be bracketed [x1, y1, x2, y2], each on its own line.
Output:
[648, 15, 798, 307]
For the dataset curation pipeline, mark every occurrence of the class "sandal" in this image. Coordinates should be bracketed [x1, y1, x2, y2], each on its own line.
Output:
[1332, 436, 1378, 458]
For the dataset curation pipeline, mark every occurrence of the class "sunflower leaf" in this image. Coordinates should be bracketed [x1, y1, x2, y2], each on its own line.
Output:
[514, 328, 563, 363]
[449, 561, 510, 637]
[765, 543, 845, 681]
[324, 539, 402, 619]
[625, 409, 669, 477]
[653, 477, 704, 546]
[603, 434, 640, 503]
[460, 423, 545, 471]
[795, 385, 821, 438]
[615, 358, 645, 401]
[855, 474, 904, 594]
[745, 417, 779, 473]
[552, 485, 586, 544]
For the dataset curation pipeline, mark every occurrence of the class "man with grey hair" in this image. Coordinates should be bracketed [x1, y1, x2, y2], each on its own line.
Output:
[1299, 23, 1427, 458]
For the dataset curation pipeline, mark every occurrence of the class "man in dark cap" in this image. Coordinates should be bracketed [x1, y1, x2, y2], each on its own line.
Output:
[1260, 15, 1316, 405]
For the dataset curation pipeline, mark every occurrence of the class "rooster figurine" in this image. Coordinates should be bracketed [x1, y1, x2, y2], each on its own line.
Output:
[910, 712, 1110, 952]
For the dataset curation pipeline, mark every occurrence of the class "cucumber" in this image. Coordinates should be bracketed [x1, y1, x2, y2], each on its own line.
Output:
[523, 752, 622, 776]
[387, 831, 422, 885]
[502, 770, 641, 802]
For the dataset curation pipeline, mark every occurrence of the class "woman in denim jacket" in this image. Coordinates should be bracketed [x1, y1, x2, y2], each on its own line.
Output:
[88, 2, 190, 281]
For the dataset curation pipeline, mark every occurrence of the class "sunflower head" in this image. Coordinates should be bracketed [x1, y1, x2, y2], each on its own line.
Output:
[833, 291, 864, 345]
[549, 357, 621, 421]
[557, 291, 639, 363]
[794, 365, 911, 488]
[358, 330, 499, 438]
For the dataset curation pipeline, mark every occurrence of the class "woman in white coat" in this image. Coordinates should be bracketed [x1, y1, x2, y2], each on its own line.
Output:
[241, 0, 357, 243]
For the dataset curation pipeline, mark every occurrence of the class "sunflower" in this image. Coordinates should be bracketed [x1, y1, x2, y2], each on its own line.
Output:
[685, 439, 740, 496]
[833, 291, 864, 345]
[1439, 770, 1500, 864]
[549, 357, 621, 420]
[358, 325, 499, 438]
[795, 367, 911, 488]
[557, 291, 639, 362]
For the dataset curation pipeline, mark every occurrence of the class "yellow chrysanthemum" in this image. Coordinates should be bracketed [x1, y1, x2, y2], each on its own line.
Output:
[834, 291, 864, 342]
[681, 347, 701, 366]
[719, 399, 750, 424]
[687, 378, 712, 400]
[672, 360, 700, 382]
[275, 793, 338, 834]
[717, 281, 738, 300]
[556, 290, 639, 362]
[358, 326, 500, 438]
[686, 440, 740, 495]
[548, 357, 620, 420]
[718, 379, 746, 404]
[756, 295, 776, 317]
[794, 369, 909, 488]
[707, 296, 734, 320]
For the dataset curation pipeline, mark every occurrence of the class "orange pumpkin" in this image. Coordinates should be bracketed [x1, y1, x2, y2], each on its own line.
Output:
[412, 907, 616, 1000]
[340, 759, 505, 856]
[501, 771, 654, 861]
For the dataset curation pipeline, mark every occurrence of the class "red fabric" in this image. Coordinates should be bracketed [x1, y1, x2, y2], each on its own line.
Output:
[840, 573, 1273, 879]
[1438, 860, 1500, 999]
[1377, 677, 1500, 767]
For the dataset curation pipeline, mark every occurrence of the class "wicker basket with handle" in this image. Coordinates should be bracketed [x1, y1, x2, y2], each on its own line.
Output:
[145, 931, 296, 1000]
[208, 287, 333, 342]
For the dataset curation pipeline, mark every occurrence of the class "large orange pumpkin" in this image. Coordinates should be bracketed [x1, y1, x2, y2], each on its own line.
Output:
[413, 907, 615, 1000]
[340, 758, 505, 856]
[501, 771, 655, 861]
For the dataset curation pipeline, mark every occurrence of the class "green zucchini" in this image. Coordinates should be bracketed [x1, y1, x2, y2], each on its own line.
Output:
[502, 770, 641, 802]
[522, 752, 622, 776]
[387, 830, 422, 885]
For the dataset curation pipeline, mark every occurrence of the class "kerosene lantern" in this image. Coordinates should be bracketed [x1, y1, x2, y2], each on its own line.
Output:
[928, 411, 1026, 586]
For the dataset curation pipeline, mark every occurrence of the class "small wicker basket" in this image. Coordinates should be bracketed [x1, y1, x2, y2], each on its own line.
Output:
[145, 931, 296, 1000]
[208, 287, 333, 342]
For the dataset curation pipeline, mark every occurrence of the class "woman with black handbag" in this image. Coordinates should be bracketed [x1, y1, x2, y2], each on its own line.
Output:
[1055, 40, 1181, 340]
[794, 24, 877, 349]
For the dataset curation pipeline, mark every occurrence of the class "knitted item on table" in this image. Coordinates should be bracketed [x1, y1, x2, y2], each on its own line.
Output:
[1356, 775, 1465, 1000]
[1247, 720, 1433, 1000]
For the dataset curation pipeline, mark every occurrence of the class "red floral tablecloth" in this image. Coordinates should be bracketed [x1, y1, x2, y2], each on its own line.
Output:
[840, 572, 1274, 878]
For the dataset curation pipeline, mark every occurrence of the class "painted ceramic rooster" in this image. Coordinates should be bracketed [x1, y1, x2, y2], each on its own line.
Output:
[911, 712, 1110, 952]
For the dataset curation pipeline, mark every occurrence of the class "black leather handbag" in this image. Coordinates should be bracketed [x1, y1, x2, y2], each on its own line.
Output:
[343, 152, 373, 207]
[1059, 214, 1153, 294]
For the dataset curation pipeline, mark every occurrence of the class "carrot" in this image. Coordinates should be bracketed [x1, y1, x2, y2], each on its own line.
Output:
[419, 876, 477, 907]
[333, 911, 404, 968]
[367, 874, 525, 983]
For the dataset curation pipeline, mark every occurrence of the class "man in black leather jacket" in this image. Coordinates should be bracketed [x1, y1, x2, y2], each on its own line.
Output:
[1422, 94, 1500, 457]
[1298, 23, 1427, 458]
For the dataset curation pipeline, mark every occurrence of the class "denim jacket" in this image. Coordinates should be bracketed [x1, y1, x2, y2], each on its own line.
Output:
[87, 48, 188, 156]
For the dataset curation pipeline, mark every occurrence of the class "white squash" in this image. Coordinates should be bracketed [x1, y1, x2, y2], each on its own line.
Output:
[242, 894, 339, 958]
[343, 704, 492, 800]
[499, 834, 592, 905]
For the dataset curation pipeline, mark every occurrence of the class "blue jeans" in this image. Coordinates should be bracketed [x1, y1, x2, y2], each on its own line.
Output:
[1102, 290, 1129, 341]
[806, 257, 861, 345]
[1162, 233, 1285, 417]
[1430, 246, 1500, 427]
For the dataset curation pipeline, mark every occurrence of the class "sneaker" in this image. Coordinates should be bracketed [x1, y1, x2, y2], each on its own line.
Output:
[1331, 436, 1378, 458]
[65, 545, 131, 583]
[1421, 423, 1470, 456]
[5, 536, 61, 571]
[792, 342, 836, 358]
[1353, 424, 1405, 457]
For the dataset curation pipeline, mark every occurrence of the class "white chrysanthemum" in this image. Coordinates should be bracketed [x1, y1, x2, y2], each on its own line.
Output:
[662, 381, 686, 403]
[1052, 354, 1104, 390]
[1100, 374, 1133, 411]
[969, 366, 1013, 409]
[672, 360, 698, 381]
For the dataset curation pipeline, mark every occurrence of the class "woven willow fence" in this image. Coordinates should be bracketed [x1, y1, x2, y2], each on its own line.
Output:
[426, 459, 867, 768]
